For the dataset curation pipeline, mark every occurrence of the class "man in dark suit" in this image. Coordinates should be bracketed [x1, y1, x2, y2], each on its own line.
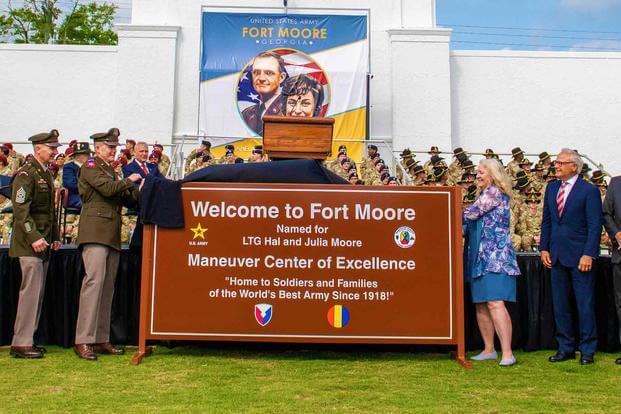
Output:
[603, 175, 621, 365]
[241, 51, 287, 136]
[122, 141, 161, 184]
[540, 149, 603, 365]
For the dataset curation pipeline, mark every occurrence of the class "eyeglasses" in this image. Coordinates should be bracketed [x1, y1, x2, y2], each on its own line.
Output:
[553, 160, 575, 166]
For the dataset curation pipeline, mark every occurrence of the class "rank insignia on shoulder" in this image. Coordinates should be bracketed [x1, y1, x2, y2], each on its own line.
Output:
[15, 187, 26, 203]
[16, 171, 28, 177]
[86, 159, 97, 168]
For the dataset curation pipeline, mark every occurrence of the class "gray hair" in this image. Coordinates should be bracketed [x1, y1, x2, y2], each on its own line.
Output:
[135, 141, 149, 150]
[559, 148, 583, 172]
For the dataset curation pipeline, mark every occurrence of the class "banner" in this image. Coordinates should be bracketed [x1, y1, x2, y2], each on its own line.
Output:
[199, 11, 369, 160]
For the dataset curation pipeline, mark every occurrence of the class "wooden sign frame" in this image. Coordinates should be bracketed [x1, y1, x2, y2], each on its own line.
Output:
[132, 184, 470, 369]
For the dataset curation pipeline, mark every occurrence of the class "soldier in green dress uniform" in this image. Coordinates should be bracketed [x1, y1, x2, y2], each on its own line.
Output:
[73, 128, 141, 361]
[9, 130, 62, 358]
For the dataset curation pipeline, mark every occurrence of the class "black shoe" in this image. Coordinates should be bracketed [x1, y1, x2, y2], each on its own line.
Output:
[580, 354, 594, 365]
[33, 345, 47, 354]
[615, 357, 621, 365]
[548, 351, 576, 362]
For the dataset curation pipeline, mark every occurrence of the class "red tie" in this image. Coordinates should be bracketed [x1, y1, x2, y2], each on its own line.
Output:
[556, 181, 569, 216]
[141, 162, 148, 175]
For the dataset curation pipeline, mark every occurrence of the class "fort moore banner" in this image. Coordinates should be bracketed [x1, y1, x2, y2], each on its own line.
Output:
[199, 10, 369, 159]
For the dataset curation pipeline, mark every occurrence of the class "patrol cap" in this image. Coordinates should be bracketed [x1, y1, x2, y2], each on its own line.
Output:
[453, 147, 466, 157]
[338, 149, 347, 157]
[411, 165, 425, 175]
[90, 128, 120, 146]
[526, 187, 541, 196]
[340, 157, 352, 165]
[29, 129, 62, 147]
[226, 149, 234, 156]
[525, 193, 541, 204]
[430, 154, 444, 165]
[73, 142, 91, 155]
[400, 148, 413, 158]
[591, 170, 606, 182]
[464, 185, 478, 203]
[515, 176, 531, 190]
[462, 159, 475, 170]
[367, 144, 378, 152]
[348, 171, 358, 179]
[433, 165, 447, 178]
[374, 158, 385, 166]
[405, 158, 418, 169]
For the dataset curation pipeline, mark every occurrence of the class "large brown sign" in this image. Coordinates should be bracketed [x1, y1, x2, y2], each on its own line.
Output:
[133, 183, 467, 366]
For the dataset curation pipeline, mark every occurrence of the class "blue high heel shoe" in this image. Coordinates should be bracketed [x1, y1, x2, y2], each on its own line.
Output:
[470, 351, 498, 361]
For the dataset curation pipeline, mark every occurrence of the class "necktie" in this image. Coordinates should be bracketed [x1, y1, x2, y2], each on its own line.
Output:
[141, 162, 148, 175]
[556, 181, 569, 216]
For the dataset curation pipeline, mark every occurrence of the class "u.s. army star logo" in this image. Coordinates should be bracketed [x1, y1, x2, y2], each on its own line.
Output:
[15, 187, 26, 204]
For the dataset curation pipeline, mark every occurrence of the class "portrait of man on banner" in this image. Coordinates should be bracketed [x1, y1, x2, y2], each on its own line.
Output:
[241, 51, 288, 135]
[238, 48, 331, 136]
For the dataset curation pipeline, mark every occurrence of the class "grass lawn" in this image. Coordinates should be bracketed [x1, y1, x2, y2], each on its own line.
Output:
[1, 345, 620, 413]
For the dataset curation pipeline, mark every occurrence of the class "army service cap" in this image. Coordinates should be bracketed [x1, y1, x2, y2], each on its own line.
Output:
[29, 129, 62, 147]
[90, 128, 121, 146]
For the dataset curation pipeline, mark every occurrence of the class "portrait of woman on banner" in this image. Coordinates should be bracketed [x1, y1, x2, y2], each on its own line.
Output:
[281, 74, 325, 118]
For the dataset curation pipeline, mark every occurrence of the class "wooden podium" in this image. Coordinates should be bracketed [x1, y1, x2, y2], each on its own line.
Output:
[262, 115, 334, 160]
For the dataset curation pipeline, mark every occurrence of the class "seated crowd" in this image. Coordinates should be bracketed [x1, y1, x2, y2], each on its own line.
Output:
[0, 140, 611, 253]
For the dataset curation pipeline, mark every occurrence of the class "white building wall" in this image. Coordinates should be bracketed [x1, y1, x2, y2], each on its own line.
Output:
[0, 44, 117, 153]
[0, 1, 619, 175]
[450, 50, 621, 175]
[130, 0, 437, 145]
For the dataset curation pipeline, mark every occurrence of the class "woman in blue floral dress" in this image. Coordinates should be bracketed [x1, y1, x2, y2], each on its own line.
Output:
[464, 159, 521, 366]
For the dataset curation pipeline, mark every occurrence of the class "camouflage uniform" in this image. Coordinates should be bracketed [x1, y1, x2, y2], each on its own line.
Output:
[0, 197, 12, 244]
[518, 201, 543, 252]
